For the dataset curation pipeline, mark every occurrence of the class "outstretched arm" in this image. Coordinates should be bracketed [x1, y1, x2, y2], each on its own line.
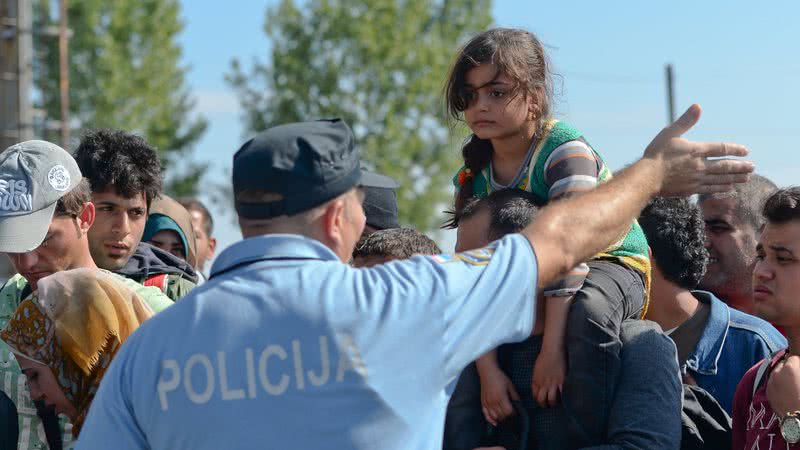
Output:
[523, 104, 752, 290]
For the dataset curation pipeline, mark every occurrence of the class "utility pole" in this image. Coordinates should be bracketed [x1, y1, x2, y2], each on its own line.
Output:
[665, 64, 675, 124]
[0, 0, 34, 151]
[0, 0, 34, 280]
[58, 0, 69, 148]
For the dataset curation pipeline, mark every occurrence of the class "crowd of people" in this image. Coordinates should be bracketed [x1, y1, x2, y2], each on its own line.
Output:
[0, 26, 796, 450]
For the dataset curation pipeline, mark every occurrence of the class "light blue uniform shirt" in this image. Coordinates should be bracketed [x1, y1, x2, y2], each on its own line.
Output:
[75, 233, 538, 450]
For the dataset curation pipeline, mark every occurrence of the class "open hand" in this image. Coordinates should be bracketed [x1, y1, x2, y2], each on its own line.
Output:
[643, 104, 753, 197]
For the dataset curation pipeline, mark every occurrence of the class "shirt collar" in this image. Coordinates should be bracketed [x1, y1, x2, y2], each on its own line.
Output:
[210, 234, 340, 278]
[686, 290, 731, 375]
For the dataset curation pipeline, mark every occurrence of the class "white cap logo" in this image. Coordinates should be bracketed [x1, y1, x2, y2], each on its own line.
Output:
[48, 165, 71, 191]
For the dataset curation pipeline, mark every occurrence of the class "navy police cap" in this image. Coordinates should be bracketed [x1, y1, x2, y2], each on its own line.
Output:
[233, 119, 395, 219]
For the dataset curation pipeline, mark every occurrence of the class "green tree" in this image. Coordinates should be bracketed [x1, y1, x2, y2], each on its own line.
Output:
[33, 0, 207, 196]
[227, 0, 492, 231]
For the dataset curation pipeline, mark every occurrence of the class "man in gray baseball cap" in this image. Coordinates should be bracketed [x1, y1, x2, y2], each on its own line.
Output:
[0, 140, 173, 449]
[0, 140, 82, 252]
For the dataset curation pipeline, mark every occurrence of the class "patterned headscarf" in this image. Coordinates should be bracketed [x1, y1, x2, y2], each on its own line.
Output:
[0, 268, 153, 435]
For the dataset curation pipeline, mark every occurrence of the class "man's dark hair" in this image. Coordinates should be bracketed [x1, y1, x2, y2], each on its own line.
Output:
[54, 178, 91, 217]
[178, 197, 214, 235]
[486, 190, 542, 241]
[763, 187, 800, 224]
[353, 228, 440, 259]
[699, 173, 777, 230]
[639, 197, 708, 289]
[456, 189, 542, 241]
[73, 129, 163, 209]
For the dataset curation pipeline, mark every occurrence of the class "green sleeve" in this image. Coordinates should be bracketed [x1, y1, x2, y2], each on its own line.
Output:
[122, 278, 174, 313]
[163, 275, 197, 301]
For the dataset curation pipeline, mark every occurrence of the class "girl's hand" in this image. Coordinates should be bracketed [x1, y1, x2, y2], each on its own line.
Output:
[532, 348, 566, 408]
[478, 365, 519, 426]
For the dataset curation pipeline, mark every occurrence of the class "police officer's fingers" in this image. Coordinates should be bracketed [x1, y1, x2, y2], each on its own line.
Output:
[695, 184, 736, 195]
[699, 141, 749, 159]
[644, 105, 702, 160]
[700, 174, 752, 188]
[648, 105, 702, 148]
[704, 158, 754, 176]
[666, 104, 702, 138]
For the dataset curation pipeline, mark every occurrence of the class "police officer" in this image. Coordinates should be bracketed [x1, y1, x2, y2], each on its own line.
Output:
[361, 169, 400, 236]
[77, 106, 752, 450]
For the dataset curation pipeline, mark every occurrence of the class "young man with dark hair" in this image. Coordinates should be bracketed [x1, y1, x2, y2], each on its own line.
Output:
[74, 129, 197, 300]
[177, 197, 217, 276]
[0, 140, 173, 449]
[641, 197, 784, 413]
[352, 228, 440, 268]
[733, 187, 800, 449]
[699, 174, 778, 313]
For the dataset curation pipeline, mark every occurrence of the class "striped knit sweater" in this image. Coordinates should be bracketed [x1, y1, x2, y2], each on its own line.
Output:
[453, 120, 651, 316]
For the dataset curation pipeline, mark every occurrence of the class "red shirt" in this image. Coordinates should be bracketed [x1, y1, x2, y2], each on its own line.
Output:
[732, 350, 800, 450]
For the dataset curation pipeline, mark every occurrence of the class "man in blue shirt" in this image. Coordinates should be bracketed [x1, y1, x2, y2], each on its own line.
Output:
[640, 197, 785, 414]
[76, 106, 753, 450]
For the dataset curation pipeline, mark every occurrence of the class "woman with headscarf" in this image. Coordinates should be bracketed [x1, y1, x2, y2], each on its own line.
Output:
[0, 268, 153, 437]
[143, 194, 198, 266]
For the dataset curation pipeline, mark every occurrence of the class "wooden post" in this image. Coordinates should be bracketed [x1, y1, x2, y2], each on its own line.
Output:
[58, 0, 69, 148]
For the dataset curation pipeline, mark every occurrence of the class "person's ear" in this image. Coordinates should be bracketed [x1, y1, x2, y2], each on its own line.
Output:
[321, 198, 346, 247]
[78, 202, 95, 234]
[525, 87, 538, 113]
[208, 237, 217, 260]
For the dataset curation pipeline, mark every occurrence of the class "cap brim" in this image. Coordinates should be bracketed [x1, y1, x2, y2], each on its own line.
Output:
[0, 203, 57, 253]
[359, 171, 400, 189]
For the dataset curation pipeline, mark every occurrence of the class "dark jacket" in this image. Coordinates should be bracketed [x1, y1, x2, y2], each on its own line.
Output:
[117, 242, 198, 284]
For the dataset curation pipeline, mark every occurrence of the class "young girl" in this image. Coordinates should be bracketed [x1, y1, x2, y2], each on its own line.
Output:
[445, 28, 651, 447]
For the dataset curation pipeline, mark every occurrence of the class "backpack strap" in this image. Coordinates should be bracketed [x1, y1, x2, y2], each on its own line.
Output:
[753, 349, 786, 398]
[144, 273, 169, 293]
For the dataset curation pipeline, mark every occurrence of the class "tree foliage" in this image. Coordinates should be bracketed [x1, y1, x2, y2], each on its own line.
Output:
[227, 0, 492, 231]
[33, 0, 207, 196]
